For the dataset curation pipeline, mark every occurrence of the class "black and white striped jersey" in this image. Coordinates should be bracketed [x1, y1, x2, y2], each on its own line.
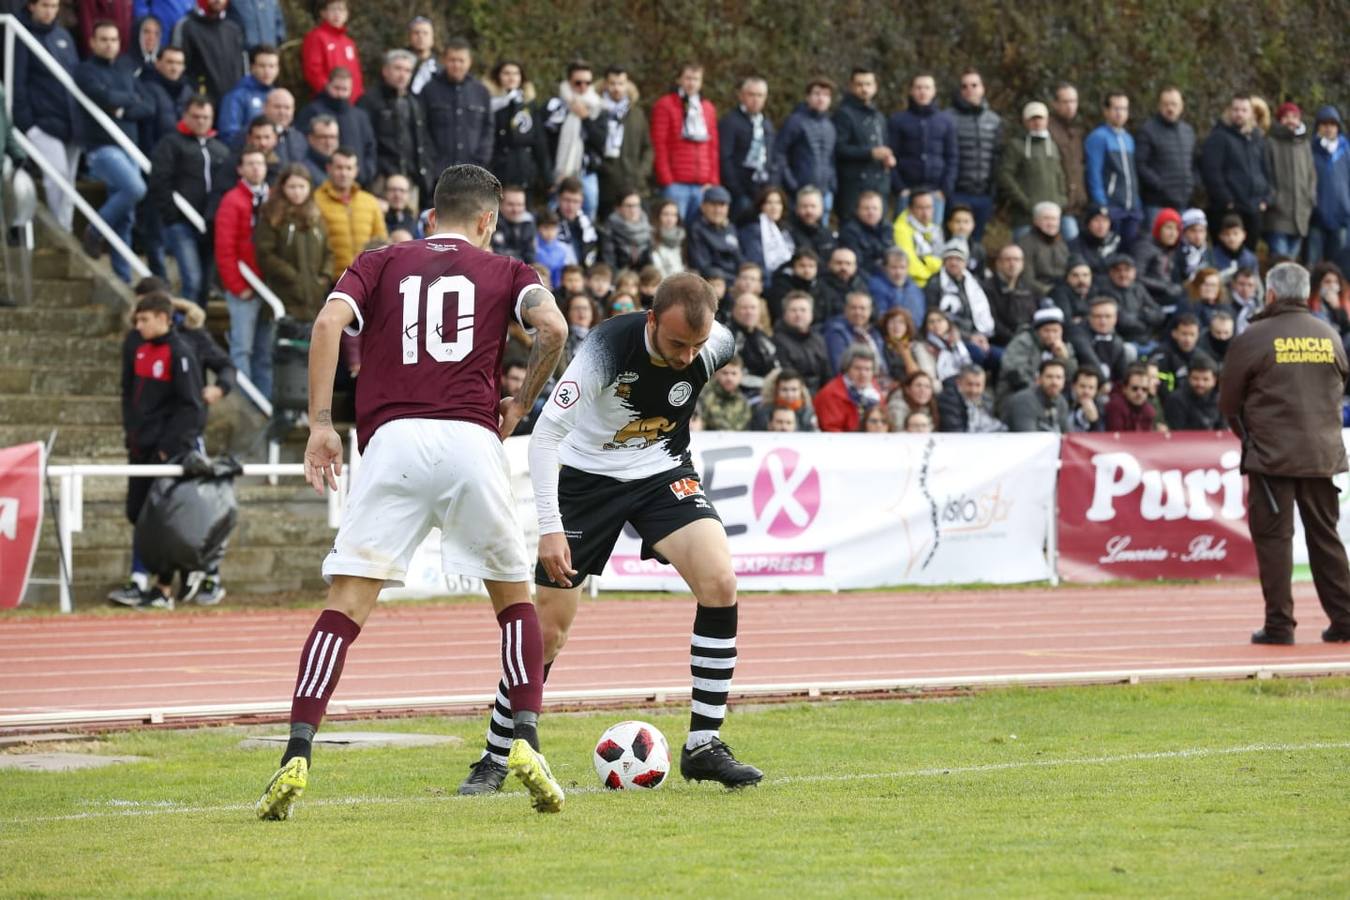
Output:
[538, 312, 735, 481]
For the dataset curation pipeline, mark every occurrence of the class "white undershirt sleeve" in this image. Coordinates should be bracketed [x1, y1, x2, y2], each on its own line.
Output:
[529, 414, 568, 535]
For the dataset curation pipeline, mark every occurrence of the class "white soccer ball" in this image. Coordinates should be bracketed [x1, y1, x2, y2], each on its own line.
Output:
[593, 720, 671, 790]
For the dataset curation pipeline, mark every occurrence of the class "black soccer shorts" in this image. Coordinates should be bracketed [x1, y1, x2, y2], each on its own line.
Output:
[534, 464, 723, 588]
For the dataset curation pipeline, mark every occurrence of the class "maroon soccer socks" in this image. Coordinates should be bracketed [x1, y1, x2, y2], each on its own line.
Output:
[282, 609, 361, 764]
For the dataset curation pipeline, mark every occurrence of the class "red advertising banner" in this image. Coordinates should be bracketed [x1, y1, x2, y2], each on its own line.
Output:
[0, 442, 45, 608]
[1058, 432, 1258, 582]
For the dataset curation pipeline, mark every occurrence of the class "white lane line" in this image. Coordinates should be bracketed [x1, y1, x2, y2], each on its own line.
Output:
[3, 741, 1345, 826]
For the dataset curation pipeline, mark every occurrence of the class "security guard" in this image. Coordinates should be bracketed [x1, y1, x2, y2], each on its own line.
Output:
[1220, 262, 1350, 644]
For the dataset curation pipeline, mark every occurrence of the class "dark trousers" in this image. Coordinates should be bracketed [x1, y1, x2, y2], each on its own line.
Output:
[1247, 474, 1350, 635]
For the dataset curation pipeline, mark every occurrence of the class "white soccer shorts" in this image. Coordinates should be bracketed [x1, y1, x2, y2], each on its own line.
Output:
[322, 418, 531, 586]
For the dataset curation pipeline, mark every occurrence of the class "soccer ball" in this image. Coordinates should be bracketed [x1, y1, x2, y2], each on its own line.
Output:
[593, 720, 670, 790]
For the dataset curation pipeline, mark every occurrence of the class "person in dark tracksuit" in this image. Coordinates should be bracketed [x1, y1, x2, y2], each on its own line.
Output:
[1219, 262, 1350, 645]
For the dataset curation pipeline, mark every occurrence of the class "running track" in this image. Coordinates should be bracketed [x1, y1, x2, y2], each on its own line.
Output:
[3, 584, 1350, 729]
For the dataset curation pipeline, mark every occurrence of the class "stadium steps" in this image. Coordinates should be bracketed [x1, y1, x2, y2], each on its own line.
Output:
[4, 210, 336, 607]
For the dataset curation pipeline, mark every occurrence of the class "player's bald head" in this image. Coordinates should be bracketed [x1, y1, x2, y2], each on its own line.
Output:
[651, 272, 716, 332]
[432, 164, 502, 228]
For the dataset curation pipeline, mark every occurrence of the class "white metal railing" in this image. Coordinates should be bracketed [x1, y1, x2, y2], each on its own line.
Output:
[239, 261, 287, 320]
[47, 456, 351, 613]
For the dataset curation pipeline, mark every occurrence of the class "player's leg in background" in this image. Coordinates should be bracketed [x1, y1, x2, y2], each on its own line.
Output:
[654, 519, 763, 786]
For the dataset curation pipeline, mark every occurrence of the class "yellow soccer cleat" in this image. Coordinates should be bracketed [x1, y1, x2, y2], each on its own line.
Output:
[256, 756, 308, 821]
[506, 739, 565, 814]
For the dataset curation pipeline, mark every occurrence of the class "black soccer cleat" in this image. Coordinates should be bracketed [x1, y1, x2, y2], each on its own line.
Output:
[1322, 627, 1350, 643]
[457, 755, 508, 795]
[680, 738, 763, 788]
[1251, 628, 1295, 646]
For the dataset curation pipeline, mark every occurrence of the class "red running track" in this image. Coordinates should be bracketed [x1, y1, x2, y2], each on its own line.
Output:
[3, 584, 1349, 727]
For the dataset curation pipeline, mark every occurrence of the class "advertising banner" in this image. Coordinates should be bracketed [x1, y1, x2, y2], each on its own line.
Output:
[0, 442, 45, 608]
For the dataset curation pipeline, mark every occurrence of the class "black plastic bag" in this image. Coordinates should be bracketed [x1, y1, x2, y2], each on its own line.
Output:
[134, 452, 244, 576]
[273, 317, 311, 413]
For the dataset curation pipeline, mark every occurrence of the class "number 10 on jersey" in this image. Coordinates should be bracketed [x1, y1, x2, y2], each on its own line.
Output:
[400, 274, 476, 364]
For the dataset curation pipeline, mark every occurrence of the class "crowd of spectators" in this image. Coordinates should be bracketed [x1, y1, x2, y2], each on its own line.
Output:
[11, 0, 1350, 435]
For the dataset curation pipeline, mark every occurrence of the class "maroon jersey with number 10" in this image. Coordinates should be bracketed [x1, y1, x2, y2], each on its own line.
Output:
[328, 232, 541, 451]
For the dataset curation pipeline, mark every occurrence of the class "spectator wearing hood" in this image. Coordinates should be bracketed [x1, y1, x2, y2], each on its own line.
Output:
[1016, 201, 1070, 296]
[600, 190, 653, 271]
[300, 0, 361, 101]
[13, 0, 82, 231]
[423, 38, 493, 170]
[1068, 206, 1121, 276]
[1048, 83, 1087, 239]
[115, 14, 161, 77]
[774, 77, 838, 214]
[687, 185, 742, 279]
[217, 44, 278, 147]
[226, 0, 283, 51]
[1164, 353, 1223, 430]
[1133, 207, 1186, 311]
[1000, 101, 1068, 235]
[544, 60, 605, 219]
[171, 0, 244, 106]
[485, 59, 550, 196]
[833, 67, 893, 228]
[650, 62, 719, 223]
[1264, 102, 1317, 259]
[1101, 253, 1165, 344]
[133, 0, 192, 44]
[1200, 93, 1272, 251]
[297, 66, 376, 185]
[738, 185, 795, 275]
[1135, 87, 1196, 226]
[1310, 106, 1350, 266]
[894, 188, 943, 287]
[718, 76, 776, 219]
[949, 69, 1002, 241]
[148, 96, 229, 301]
[772, 289, 831, 393]
[1085, 90, 1144, 244]
[360, 49, 435, 198]
[786, 186, 836, 262]
[838, 190, 894, 276]
[887, 73, 957, 219]
[595, 65, 652, 220]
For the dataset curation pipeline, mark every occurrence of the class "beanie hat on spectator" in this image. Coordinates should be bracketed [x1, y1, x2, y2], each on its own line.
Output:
[1065, 254, 1091, 272]
[1151, 208, 1182, 240]
[1181, 208, 1208, 231]
[1033, 307, 1065, 330]
[1021, 101, 1049, 121]
[1315, 105, 1343, 128]
[1276, 102, 1301, 120]
[702, 185, 732, 204]
[940, 238, 969, 261]
[1087, 205, 1111, 223]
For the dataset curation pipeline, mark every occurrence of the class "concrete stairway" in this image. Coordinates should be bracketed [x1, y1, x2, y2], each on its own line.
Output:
[1, 212, 335, 607]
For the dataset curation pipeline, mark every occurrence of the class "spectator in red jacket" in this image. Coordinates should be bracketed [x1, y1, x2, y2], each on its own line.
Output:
[301, 0, 362, 102]
[214, 146, 274, 398]
[650, 62, 719, 223]
[1104, 363, 1159, 431]
[816, 343, 884, 432]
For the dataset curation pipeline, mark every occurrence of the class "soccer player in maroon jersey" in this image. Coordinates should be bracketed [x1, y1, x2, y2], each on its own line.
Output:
[256, 165, 569, 819]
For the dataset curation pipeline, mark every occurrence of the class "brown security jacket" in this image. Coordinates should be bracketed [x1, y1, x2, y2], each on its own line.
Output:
[1219, 301, 1349, 477]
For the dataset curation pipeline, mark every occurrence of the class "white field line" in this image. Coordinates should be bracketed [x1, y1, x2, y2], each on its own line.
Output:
[3, 740, 1347, 826]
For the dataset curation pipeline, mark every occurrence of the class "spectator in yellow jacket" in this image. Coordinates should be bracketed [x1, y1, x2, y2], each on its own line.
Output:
[312, 146, 386, 274]
[892, 188, 944, 287]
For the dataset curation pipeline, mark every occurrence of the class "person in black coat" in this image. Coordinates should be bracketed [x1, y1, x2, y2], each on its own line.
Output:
[421, 38, 493, 172]
[490, 184, 537, 263]
[487, 60, 550, 197]
[1163, 353, 1223, 430]
[687, 186, 743, 277]
[148, 97, 230, 301]
[297, 67, 377, 186]
[837, 190, 895, 276]
[786, 186, 837, 261]
[813, 246, 869, 323]
[357, 49, 435, 198]
[772, 289, 832, 393]
[1200, 94, 1273, 251]
[833, 68, 894, 227]
[1135, 87, 1197, 218]
[136, 46, 193, 157]
[718, 76, 776, 218]
[171, 0, 245, 107]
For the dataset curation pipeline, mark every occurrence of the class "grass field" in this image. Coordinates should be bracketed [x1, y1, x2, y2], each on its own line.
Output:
[3, 679, 1349, 897]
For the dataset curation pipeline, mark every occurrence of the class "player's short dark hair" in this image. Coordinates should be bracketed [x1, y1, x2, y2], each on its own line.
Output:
[1173, 312, 1200, 329]
[652, 272, 716, 331]
[249, 44, 279, 64]
[432, 164, 502, 225]
[134, 292, 174, 318]
[133, 276, 170, 297]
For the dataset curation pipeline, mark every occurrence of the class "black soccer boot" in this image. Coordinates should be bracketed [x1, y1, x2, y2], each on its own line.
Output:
[680, 738, 763, 788]
[457, 755, 508, 795]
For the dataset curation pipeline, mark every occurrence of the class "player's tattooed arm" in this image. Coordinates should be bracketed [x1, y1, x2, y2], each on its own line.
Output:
[516, 286, 568, 406]
[315, 408, 332, 427]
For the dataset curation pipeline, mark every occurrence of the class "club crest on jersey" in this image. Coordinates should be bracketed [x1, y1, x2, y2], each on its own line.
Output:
[605, 416, 675, 449]
[553, 380, 580, 408]
[617, 371, 639, 384]
[668, 382, 693, 406]
[669, 477, 704, 500]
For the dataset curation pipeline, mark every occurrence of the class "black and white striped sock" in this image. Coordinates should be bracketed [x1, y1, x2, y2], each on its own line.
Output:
[688, 603, 737, 750]
[482, 679, 514, 766]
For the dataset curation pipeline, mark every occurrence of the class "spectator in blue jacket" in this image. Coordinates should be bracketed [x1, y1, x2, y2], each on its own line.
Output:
[76, 22, 153, 282]
[838, 190, 894, 275]
[1085, 90, 1144, 244]
[868, 246, 925, 323]
[13, 0, 82, 231]
[774, 77, 838, 215]
[823, 290, 887, 375]
[718, 76, 776, 219]
[887, 73, 957, 221]
[132, 0, 193, 47]
[1310, 106, 1350, 265]
[226, 0, 285, 51]
[217, 45, 279, 146]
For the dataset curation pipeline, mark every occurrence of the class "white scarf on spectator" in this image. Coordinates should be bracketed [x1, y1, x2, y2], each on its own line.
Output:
[553, 81, 600, 183]
[743, 105, 768, 179]
[490, 88, 522, 114]
[759, 214, 793, 273]
[601, 92, 630, 159]
[938, 268, 995, 337]
[680, 89, 709, 143]
[906, 212, 942, 259]
[926, 330, 974, 381]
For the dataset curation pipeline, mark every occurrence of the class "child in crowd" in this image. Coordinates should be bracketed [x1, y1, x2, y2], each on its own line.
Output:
[1212, 214, 1259, 283]
[535, 209, 566, 288]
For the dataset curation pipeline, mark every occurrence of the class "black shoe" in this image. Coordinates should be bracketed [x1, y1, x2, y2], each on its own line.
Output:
[1251, 629, 1294, 645]
[680, 738, 763, 788]
[1322, 627, 1350, 643]
[107, 580, 150, 607]
[457, 755, 507, 795]
[81, 226, 104, 259]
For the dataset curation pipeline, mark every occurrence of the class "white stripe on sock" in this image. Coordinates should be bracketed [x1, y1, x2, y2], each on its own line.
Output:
[301, 632, 334, 697]
[690, 699, 727, 719]
[502, 622, 519, 686]
[485, 751, 508, 766]
[691, 654, 737, 670]
[686, 730, 718, 750]
[312, 636, 343, 699]
[486, 733, 513, 752]
[491, 708, 513, 730]
[692, 675, 733, 693]
[494, 690, 511, 709]
[295, 631, 326, 698]
[512, 619, 528, 686]
[690, 634, 737, 650]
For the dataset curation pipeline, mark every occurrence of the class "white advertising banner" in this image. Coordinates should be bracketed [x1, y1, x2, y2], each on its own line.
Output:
[1292, 430, 1350, 569]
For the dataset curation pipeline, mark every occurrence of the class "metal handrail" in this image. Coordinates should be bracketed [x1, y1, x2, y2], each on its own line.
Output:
[239, 261, 288, 320]
[0, 14, 207, 234]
